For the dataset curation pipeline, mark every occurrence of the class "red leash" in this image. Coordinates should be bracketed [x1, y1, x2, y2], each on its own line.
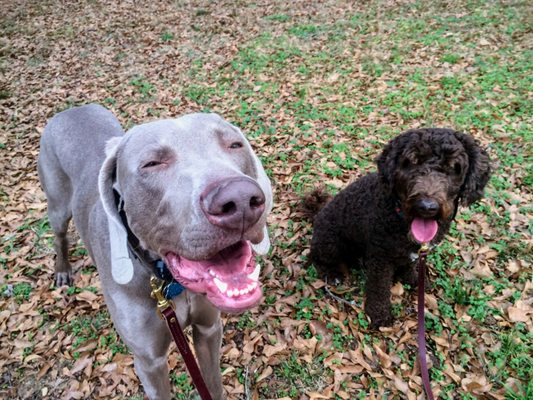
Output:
[151, 277, 214, 400]
[417, 245, 436, 400]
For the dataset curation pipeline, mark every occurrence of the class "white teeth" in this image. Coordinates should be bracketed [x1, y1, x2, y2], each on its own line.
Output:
[223, 286, 256, 298]
[248, 263, 261, 282]
[211, 264, 260, 298]
[213, 277, 228, 294]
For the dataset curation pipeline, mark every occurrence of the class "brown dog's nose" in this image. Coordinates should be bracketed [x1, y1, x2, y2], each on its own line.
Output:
[201, 177, 265, 231]
[413, 198, 439, 217]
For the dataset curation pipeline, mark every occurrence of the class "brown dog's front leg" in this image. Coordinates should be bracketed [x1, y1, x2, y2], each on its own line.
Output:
[394, 263, 418, 288]
[365, 259, 395, 328]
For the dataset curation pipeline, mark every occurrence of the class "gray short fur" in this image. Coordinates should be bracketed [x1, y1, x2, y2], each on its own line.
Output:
[37, 104, 272, 399]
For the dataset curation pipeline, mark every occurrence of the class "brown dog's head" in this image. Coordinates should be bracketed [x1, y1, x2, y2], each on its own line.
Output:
[377, 128, 491, 243]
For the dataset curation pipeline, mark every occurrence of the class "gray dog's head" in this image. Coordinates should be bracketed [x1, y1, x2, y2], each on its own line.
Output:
[99, 113, 272, 313]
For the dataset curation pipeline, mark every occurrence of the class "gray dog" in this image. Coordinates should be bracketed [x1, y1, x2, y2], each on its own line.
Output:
[38, 104, 272, 399]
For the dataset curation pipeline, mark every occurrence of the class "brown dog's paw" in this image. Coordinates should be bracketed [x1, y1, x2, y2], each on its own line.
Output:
[324, 271, 345, 286]
[322, 262, 350, 285]
[366, 302, 393, 329]
[369, 313, 393, 329]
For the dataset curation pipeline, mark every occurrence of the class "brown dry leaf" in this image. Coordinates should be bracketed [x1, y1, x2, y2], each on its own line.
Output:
[461, 374, 492, 394]
[263, 342, 287, 358]
[432, 335, 450, 348]
[256, 365, 273, 383]
[1, 1, 530, 399]
[70, 356, 93, 376]
[336, 390, 351, 399]
[336, 365, 364, 374]
[507, 300, 532, 323]
[393, 377, 409, 394]
[243, 333, 263, 354]
[373, 344, 391, 368]
[347, 349, 373, 372]
[506, 260, 521, 274]
[307, 392, 330, 399]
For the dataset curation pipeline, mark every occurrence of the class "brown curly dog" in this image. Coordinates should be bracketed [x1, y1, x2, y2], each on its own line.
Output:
[303, 128, 491, 328]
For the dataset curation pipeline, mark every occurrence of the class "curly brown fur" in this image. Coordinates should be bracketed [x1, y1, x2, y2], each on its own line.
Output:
[299, 187, 332, 222]
[309, 128, 491, 328]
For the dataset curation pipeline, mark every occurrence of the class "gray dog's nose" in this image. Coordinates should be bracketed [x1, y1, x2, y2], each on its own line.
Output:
[201, 177, 265, 231]
[413, 198, 439, 217]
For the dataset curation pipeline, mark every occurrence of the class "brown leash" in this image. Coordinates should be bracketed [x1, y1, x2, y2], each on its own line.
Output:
[150, 277, 214, 400]
[417, 245, 436, 400]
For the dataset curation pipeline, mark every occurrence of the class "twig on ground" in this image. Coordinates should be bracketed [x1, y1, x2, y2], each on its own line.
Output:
[243, 365, 251, 400]
[324, 277, 357, 308]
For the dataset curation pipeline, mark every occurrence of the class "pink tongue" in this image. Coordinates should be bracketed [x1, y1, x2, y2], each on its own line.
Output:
[411, 218, 438, 243]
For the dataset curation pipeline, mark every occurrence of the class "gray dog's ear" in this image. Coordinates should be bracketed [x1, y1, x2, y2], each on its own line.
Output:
[98, 136, 134, 285]
[251, 153, 272, 255]
[454, 132, 492, 206]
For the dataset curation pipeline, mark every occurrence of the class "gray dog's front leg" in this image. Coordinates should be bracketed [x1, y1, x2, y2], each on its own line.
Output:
[192, 320, 224, 399]
[135, 352, 172, 399]
[110, 298, 173, 400]
[131, 314, 174, 400]
[189, 295, 225, 400]
[130, 321, 172, 399]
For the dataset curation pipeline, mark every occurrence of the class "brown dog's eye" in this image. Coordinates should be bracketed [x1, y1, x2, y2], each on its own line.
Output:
[402, 159, 410, 168]
[229, 142, 243, 149]
[142, 161, 162, 168]
[454, 162, 462, 174]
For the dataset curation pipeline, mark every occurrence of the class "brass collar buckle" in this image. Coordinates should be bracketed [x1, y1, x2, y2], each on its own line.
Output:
[150, 276, 175, 319]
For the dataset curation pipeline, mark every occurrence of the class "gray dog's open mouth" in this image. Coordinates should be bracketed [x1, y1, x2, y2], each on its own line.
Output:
[164, 241, 262, 313]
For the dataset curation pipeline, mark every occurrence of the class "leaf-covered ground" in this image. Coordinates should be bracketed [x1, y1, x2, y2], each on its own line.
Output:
[1, 0, 531, 399]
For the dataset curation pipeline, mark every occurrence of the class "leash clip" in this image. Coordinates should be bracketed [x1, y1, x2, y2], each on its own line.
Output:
[150, 276, 175, 319]
[418, 243, 430, 255]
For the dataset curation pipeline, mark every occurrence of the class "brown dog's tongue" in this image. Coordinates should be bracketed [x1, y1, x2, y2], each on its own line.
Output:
[411, 218, 438, 243]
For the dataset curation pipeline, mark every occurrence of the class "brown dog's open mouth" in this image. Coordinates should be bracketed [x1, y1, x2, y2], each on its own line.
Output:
[164, 241, 262, 313]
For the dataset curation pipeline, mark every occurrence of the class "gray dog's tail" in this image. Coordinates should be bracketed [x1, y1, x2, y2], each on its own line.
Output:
[299, 187, 332, 222]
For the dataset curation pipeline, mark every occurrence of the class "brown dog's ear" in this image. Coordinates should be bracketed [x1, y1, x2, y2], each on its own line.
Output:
[454, 132, 492, 206]
[376, 141, 394, 191]
[376, 133, 410, 192]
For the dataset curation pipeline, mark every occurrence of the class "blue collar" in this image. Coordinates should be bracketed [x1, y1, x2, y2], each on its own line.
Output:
[114, 189, 185, 301]
[154, 260, 186, 300]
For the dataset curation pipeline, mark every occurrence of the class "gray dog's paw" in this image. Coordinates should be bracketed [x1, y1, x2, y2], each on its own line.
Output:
[55, 272, 73, 287]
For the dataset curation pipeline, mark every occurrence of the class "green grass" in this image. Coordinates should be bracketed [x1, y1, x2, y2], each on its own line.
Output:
[130, 76, 156, 101]
[62, 311, 112, 350]
[171, 372, 194, 399]
[2, 0, 531, 398]
[6, 282, 33, 303]
[260, 352, 329, 397]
